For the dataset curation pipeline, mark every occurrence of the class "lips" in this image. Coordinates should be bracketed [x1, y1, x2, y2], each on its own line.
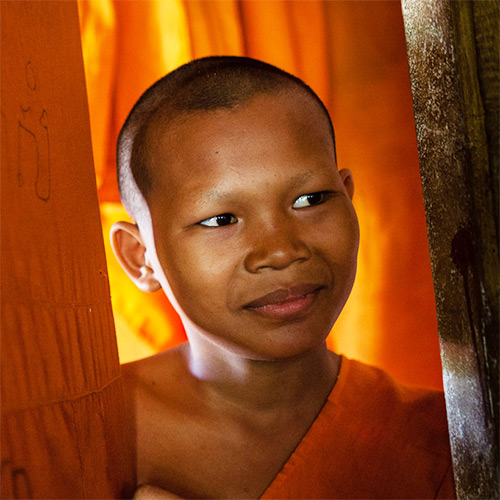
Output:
[243, 283, 324, 319]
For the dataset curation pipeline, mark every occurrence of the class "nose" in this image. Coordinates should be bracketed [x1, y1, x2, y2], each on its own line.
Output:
[243, 219, 311, 273]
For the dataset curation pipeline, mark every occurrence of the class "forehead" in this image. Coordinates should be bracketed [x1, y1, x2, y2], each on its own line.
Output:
[146, 90, 335, 197]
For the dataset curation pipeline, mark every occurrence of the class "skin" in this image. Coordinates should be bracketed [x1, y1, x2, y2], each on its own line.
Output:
[111, 90, 360, 499]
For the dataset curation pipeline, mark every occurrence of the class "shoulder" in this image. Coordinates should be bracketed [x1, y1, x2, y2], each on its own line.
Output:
[121, 342, 188, 379]
[120, 343, 197, 434]
[336, 358, 449, 447]
[333, 358, 454, 497]
[121, 343, 191, 401]
[262, 358, 454, 499]
[120, 343, 204, 491]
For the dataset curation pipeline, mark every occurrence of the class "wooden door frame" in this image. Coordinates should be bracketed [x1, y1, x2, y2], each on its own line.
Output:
[401, 0, 499, 497]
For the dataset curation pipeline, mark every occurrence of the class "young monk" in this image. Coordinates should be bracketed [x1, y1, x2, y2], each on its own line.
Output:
[110, 56, 455, 499]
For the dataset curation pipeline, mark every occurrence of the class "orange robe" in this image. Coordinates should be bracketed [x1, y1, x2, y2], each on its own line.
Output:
[261, 357, 455, 499]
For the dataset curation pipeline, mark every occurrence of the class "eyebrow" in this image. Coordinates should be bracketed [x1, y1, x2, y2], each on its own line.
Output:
[200, 171, 316, 203]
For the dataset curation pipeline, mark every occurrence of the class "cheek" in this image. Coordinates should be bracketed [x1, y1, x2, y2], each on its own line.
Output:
[313, 207, 359, 261]
[157, 239, 237, 314]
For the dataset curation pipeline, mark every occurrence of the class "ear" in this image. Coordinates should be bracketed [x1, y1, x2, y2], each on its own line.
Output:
[339, 169, 354, 200]
[110, 221, 161, 293]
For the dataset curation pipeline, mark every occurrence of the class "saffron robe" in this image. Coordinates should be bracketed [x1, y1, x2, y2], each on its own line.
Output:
[261, 357, 455, 499]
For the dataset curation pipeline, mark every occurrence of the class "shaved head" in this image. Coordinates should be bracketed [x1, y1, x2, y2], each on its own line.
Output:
[117, 56, 336, 223]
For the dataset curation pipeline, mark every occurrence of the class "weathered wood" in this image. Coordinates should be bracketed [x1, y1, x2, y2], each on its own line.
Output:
[401, 0, 499, 498]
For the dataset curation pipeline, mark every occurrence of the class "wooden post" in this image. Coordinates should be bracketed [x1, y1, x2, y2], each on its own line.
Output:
[401, 0, 499, 498]
[1, 1, 133, 497]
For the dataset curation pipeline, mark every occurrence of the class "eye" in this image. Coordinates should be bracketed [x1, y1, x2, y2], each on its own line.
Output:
[293, 191, 330, 209]
[198, 213, 237, 227]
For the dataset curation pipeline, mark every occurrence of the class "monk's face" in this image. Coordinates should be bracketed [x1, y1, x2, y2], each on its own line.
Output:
[144, 91, 359, 360]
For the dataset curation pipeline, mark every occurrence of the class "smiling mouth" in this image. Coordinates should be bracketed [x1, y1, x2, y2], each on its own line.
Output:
[243, 284, 325, 319]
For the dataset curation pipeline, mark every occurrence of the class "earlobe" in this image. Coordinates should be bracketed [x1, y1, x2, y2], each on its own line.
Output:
[110, 221, 161, 293]
[339, 169, 355, 200]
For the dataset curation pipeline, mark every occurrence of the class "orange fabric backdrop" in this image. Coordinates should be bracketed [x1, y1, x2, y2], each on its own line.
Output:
[79, 0, 443, 389]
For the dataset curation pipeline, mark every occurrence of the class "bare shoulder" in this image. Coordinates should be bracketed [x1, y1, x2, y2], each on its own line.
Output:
[120, 343, 202, 494]
[120, 342, 196, 429]
[121, 342, 189, 385]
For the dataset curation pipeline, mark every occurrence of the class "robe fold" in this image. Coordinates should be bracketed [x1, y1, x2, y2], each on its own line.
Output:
[261, 357, 455, 499]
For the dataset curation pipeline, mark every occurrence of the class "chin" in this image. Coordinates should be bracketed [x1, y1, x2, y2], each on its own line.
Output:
[220, 324, 333, 362]
[184, 300, 340, 362]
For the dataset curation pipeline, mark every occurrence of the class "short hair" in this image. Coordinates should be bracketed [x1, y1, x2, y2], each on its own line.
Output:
[117, 56, 336, 222]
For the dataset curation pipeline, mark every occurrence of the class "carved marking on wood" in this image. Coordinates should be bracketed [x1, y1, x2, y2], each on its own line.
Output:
[1, 459, 34, 499]
[16, 62, 51, 201]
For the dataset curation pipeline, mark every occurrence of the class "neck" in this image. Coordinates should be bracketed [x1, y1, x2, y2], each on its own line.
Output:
[182, 330, 340, 415]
